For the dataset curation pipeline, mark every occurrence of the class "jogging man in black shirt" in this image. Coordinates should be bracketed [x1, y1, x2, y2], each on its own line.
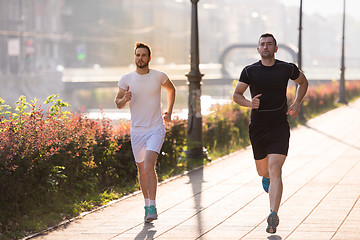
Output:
[233, 33, 308, 234]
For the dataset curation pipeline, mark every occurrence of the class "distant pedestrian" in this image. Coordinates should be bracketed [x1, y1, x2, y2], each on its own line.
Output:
[232, 33, 308, 234]
[115, 42, 176, 223]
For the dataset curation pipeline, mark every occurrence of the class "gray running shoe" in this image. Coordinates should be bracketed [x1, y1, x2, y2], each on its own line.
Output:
[266, 211, 279, 234]
[145, 205, 158, 222]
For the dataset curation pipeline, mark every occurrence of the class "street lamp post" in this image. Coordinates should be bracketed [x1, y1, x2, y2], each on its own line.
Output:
[18, 0, 24, 74]
[186, 0, 204, 159]
[338, 0, 347, 104]
[297, 0, 305, 120]
[298, 0, 302, 71]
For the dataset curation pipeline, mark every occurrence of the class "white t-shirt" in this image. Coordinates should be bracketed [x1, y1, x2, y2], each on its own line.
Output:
[118, 69, 168, 128]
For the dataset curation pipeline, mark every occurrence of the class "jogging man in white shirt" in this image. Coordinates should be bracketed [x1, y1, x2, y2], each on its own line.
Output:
[115, 42, 176, 223]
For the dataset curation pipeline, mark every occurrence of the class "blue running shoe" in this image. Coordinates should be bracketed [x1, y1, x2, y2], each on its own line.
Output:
[145, 205, 158, 223]
[262, 177, 270, 193]
[266, 211, 279, 234]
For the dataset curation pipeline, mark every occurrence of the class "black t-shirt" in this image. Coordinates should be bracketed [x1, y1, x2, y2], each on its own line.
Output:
[239, 60, 300, 124]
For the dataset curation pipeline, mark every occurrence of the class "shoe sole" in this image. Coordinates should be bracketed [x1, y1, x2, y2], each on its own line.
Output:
[145, 214, 158, 223]
[266, 225, 276, 234]
[266, 213, 279, 234]
[144, 216, 151, 223]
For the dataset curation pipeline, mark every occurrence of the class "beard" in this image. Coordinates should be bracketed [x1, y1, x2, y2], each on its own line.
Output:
[136, 61, 149, 68]
[260, 51, 275, 59]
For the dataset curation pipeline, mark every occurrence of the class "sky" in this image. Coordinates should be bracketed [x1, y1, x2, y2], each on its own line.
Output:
[280, 0, 360, 21]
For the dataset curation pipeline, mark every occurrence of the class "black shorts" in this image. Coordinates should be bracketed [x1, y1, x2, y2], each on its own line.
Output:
[249, 122, 290, 160]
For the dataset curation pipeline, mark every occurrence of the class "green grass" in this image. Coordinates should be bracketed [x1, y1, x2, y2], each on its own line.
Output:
[6, 186, 137, 240]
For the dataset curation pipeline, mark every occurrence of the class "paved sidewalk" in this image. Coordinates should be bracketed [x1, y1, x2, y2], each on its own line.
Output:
[31, 99, 360, 240]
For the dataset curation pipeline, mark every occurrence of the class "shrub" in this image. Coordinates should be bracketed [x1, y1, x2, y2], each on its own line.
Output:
[203, 102, 250, 156]
[157, 119, 187, 174]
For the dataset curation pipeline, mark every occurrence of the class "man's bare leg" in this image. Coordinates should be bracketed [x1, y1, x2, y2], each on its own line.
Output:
[144, 150, 159, 201]
[136, 161, 149, 200]
[268, 153, 286, 213]
[255, 153, 286, 212]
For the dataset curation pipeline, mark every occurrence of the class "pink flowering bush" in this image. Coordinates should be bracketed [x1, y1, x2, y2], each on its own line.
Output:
[204, 102, 250, 156]
[0, 95, 137, 236]
[157, 119, 187, 173]
[287, 80, 360, 122]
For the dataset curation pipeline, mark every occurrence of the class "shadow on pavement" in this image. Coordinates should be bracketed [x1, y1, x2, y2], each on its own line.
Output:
[268, 235, 282, 240]
[134, 223, 157, 240]
[304, 124, 360, 150]
[187, 164, 205, 237]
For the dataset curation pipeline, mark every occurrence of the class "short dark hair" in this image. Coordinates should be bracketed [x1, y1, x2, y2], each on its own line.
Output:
[134, 42, 151, 57]
[259, 33, 277, 46]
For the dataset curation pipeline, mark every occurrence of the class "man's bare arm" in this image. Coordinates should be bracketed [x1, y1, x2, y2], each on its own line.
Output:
[115, 86, 131, 109]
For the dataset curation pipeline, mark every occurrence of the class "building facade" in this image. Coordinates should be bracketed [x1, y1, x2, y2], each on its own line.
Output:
[0, 0, 65, 75]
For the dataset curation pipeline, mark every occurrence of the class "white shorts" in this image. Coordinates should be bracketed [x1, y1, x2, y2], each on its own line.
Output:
[130, 125, 166, 163]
